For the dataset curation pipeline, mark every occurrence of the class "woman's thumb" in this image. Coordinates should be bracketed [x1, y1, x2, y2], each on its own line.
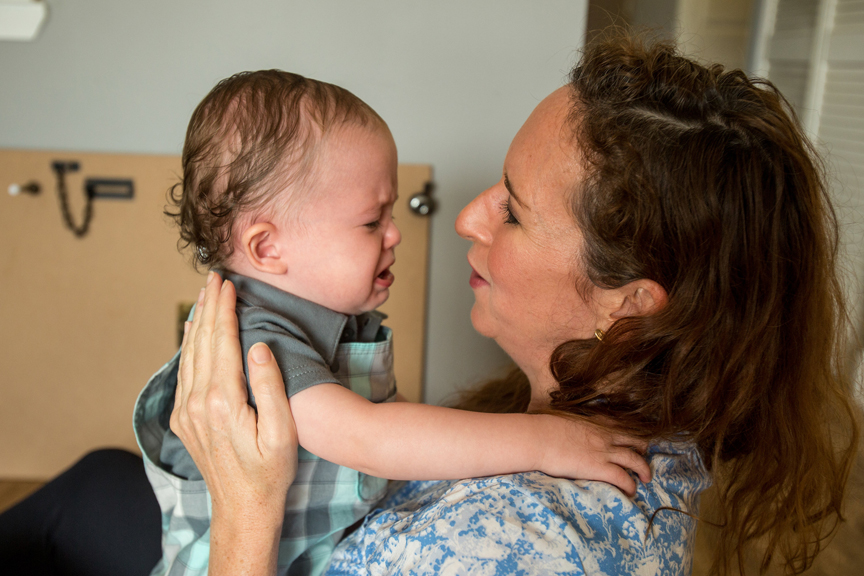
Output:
[247, 343, 297, 452]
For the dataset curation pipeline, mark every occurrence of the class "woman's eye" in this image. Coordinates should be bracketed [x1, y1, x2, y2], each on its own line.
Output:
[499, 198, 519, 225]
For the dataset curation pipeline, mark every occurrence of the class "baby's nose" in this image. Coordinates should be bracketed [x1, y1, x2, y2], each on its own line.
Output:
[386, 220, 402, 248]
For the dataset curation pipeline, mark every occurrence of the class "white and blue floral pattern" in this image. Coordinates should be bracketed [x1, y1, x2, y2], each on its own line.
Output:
[326, 441, 711, 575]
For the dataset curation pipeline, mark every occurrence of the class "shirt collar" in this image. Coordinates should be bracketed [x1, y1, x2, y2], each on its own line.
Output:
[219, 271, 384, 365]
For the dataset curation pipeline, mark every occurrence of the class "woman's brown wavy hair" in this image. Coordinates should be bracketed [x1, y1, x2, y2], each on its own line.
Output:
[459, 34, 859, 575]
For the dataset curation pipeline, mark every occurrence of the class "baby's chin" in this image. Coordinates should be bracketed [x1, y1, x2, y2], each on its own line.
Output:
[343, 290, 390, 316]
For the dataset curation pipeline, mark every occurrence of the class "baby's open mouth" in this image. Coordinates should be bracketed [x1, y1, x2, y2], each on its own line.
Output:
[375, 267, 394, 287]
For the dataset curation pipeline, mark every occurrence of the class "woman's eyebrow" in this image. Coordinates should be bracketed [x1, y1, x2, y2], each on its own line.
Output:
[503, 173, 529, 211]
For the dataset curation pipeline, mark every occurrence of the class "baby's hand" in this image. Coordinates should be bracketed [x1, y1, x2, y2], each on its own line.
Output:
[534, 415, 651, 497]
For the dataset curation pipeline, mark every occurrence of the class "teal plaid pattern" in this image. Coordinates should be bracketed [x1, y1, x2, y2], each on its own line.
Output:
[134, 328, 396, 576]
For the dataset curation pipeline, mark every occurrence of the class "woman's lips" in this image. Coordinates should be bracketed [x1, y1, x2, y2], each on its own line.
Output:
[375, 267, 394, 288]
[469, 267, 489, 288]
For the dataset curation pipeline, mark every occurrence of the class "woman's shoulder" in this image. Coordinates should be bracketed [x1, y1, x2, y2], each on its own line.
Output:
[326, 441, 711, 575]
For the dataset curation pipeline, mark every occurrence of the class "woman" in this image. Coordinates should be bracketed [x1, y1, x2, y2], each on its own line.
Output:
[173, 34, 859, 576]
[1, 34, 858, 576]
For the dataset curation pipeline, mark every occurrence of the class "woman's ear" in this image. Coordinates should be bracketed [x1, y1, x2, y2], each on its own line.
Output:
[605, 279, 668, 321]
[240, 222, 288, 275]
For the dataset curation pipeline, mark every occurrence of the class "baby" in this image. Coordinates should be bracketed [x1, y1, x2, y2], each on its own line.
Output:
[133, 70, 649, 576]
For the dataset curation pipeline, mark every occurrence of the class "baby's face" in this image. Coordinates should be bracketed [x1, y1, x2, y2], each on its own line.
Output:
[274, 123, 401, 315]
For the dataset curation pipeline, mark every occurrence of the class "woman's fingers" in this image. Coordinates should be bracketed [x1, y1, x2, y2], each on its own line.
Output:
[214, 278, 239, 344]
[173, 272, 227, 450]
[172, 320, 193, 432]
[247, 344, 298, 484]
[174, 320, 192, 402]
[176, 278, 210, 405]
[172, 288, 205, 439]
[174, 288, 204, 409]
[190, 273, 222, 398]
[209, 279, 247, 406]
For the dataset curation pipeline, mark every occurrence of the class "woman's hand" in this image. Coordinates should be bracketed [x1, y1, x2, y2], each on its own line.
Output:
[170, 272, 298, 576]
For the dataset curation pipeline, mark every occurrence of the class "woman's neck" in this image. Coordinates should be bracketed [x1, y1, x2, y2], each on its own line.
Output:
[521, 361, 558, 412]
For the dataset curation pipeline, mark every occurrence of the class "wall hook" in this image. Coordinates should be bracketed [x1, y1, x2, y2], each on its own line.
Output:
[8, 181, 41, 196]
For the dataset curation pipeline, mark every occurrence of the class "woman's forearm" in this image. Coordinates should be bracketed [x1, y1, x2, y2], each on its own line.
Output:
[210, 504, 284, 576]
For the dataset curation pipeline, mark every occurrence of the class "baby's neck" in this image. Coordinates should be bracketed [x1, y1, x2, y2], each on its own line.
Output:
[223, 257, 263, 281]
[221, 259, 302, 303]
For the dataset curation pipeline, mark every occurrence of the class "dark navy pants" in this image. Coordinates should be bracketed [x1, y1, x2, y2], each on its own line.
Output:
[0, 449, 161, 576]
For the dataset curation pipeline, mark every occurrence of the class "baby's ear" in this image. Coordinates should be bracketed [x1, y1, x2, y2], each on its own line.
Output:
[240, 222, 288, 275]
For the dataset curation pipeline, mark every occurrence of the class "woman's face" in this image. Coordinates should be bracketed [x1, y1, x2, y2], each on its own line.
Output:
[456, 87, 602, 374]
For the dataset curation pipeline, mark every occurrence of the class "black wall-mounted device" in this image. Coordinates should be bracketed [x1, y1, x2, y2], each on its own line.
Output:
[49, 160, 134, 237]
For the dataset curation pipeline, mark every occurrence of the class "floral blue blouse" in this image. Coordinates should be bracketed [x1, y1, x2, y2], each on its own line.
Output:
[325, 441, 711, 575]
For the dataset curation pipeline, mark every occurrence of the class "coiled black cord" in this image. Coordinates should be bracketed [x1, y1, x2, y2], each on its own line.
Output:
[51, 161, 92, 237]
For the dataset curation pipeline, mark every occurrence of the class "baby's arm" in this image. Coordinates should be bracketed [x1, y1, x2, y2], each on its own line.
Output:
[289, 383, 651, 496]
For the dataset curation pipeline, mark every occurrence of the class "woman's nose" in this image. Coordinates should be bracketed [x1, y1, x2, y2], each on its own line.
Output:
[456, 187, 493, 244]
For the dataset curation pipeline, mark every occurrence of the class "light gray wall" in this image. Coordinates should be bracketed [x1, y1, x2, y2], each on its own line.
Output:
[630, 0, 679, 37]
[0, 0, 589, 405]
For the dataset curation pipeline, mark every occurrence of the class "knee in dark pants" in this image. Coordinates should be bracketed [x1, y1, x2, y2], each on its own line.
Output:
[0, 448, 162, 576]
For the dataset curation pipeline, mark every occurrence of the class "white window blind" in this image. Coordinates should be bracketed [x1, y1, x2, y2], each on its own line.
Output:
[754, 0, 864, 371]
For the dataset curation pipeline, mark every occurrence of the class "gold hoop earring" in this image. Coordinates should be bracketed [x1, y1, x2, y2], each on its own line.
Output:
[594, 328, 605, 341]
